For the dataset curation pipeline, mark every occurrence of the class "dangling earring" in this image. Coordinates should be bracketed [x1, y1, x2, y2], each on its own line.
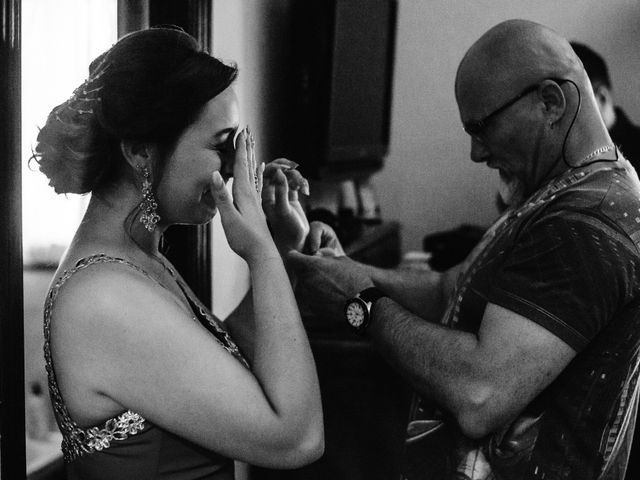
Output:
[139, 166, 161, 232]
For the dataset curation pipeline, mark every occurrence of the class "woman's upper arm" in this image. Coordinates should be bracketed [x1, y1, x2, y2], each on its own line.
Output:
[53, 266, 312, 467]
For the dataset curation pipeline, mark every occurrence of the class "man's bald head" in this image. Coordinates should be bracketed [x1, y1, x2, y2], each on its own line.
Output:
[456, 19, 587, 114]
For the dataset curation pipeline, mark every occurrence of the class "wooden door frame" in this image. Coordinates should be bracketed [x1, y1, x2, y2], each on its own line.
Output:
[149, 0, 213, 307]
[0, 0, 25, 478]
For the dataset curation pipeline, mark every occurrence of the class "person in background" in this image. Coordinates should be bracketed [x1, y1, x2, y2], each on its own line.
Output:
[287, 19, 640, 480]
[571, 41, 640, 169]
[34, 27, 322, 479]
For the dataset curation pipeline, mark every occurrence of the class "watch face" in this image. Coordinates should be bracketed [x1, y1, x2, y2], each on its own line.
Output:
[346, 301, 366, 328]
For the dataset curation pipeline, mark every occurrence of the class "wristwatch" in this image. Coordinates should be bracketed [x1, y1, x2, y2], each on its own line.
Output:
[344, 287, 386, 334]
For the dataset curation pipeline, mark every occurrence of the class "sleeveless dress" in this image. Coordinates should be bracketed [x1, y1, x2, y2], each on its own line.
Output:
[43, 254, 250, 479]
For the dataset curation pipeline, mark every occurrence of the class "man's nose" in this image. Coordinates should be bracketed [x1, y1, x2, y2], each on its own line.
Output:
[470, 136, 490, 163]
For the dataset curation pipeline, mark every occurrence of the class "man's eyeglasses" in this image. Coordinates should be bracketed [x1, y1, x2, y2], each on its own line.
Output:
[462, 78, 568, 138]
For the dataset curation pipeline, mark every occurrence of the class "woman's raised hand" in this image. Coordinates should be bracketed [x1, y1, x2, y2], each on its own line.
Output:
[210, 127, 278, 264]
[262, 159, 311, 254]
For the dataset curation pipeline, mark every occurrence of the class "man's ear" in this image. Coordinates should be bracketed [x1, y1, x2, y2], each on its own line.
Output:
[538, 79, 567, 124]
[593, 83, 612, 111]
[120, 140, 153, 171]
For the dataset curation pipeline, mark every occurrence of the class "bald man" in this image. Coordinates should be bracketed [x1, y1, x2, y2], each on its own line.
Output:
[283, 19, 640, 480]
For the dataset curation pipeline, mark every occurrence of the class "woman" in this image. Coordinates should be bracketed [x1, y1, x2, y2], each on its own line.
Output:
[34, 27, 323, 479]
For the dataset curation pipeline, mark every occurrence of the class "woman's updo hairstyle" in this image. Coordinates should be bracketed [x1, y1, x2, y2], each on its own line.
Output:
[34, 26, 238, 194]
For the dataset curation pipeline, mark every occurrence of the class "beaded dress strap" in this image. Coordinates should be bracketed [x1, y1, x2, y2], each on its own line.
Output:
[43, 253, 248, 462]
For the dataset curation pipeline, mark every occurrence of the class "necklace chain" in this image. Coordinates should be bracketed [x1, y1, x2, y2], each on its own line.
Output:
[581, 145, 614, 164]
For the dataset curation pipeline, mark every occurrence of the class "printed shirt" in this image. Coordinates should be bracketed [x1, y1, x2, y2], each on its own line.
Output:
[404, 157, 640, 480]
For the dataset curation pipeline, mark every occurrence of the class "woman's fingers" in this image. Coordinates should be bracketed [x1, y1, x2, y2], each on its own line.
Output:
[262, 176, 276, 209]
[263, 161, 310, 195]
[210, 171, 237, 220]
[305, 221, 324, 253]
[271, 158, 299, 169]
[283, 169, 310, 195]
[256, 162, 265, 195]
[246, 128, 256, 188]
[274, 168, 290, 215]
[233, 128, 248, 188]
[244, 128, 253, 187]
[232, 127, 260, 204]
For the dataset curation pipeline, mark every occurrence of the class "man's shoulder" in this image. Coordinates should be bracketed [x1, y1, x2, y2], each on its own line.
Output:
[551, 163, 640, 208]
[535, 168, 640, 249]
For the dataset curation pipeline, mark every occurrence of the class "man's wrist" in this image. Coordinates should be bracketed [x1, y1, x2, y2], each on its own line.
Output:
[344, 286, 387, 334]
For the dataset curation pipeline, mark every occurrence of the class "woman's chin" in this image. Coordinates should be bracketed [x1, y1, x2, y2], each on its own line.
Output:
[171, 205, 218, 226]
[195, 207, 218, 225]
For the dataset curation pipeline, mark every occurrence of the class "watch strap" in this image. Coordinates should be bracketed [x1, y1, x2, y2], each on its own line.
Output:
[358, 286, 386, 306]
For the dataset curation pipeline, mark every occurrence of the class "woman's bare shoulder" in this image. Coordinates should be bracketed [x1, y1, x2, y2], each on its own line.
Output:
[51, 252, 187, 332]
[47, 252, 199, 426]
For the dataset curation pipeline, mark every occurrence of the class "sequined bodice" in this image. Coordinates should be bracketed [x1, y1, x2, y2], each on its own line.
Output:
[44, 254, 248, 463]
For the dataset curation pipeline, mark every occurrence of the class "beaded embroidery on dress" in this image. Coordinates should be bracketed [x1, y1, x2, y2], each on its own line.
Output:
[43, 254, 248, 462]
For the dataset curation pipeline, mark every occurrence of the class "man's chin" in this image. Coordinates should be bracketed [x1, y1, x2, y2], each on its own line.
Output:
[498, 179, 524, 208]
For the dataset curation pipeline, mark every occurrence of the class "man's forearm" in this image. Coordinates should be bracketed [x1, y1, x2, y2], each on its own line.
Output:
[361, 263, 462, 322]
[366, 296, 483, 432]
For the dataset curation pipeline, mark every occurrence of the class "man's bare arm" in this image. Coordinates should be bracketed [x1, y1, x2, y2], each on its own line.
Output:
[367, 299, 576, 438]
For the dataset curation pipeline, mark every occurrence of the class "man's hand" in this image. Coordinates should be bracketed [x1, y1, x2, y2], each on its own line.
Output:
[287, 251, 374, 321]
[262, 159, 310, 254]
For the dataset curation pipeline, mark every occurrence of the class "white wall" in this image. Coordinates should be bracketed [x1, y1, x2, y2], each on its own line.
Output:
[210, 0, 640, 314]
[210, 0, 293, 318]
[374, 0, 640, 251]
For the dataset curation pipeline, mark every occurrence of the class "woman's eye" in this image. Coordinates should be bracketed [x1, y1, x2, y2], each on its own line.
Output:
[211, 143, 228, 153]
[212, 135, 235, 153]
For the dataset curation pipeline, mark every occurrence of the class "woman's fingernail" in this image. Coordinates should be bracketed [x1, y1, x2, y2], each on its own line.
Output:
[212, 171, 224, 189]
[302, 180, 310, 196]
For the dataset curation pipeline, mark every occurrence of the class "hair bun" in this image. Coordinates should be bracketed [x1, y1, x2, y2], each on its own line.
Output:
[34, 27, 237, 195]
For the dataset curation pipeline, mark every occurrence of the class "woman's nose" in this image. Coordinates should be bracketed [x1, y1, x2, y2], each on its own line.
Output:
[220, 155, 235, 181]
